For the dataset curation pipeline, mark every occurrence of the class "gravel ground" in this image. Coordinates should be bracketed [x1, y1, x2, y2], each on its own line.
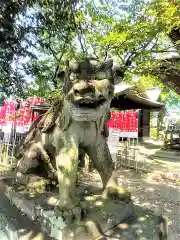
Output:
[1, 138, 179, 239]
[116, 169, 180, 239]
[1, 167, 179, 239]
[80, 168, 180, 239]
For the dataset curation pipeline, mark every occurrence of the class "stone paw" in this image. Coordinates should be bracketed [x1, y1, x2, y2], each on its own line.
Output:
[47, 171, 58, 180]
[54, 201, 82, 225]
[104, 184, 131, 203]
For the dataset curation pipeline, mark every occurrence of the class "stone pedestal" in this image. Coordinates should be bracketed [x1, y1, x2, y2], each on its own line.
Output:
[4, 183, 135, 240]
[74, 198, 134, 239]
[4, 181, 163, 239]
[45, 197, 135, 240]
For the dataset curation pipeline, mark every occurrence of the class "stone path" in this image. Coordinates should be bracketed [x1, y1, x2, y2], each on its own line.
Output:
[117, 139, 180, 174]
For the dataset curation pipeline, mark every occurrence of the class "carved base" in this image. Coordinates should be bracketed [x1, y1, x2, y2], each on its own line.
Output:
[75, 198, 135, 239]
[14, 172, 57, 194]
[4, 178, 163, 240]
[40, 197, 135, 240]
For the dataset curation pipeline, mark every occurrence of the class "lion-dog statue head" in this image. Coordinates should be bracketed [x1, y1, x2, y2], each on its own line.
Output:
[57, 58, 124, 122]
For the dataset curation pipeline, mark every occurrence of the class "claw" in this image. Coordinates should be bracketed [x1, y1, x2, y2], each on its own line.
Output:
[103, 182, 131, 203]
[63, 210, 73, 225]
[71, 206, 82, 221]
[54, 201, 82, 225]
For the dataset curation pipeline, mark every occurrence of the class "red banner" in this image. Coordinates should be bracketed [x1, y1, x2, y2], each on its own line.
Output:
[0, 97, 44, 133]
[107, 111, 138, 133]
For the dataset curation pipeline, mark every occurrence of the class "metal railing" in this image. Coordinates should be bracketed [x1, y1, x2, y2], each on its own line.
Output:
[0, 132, 24, 167]
[0, 129, 158, 174]
[115, 137, 140, 171]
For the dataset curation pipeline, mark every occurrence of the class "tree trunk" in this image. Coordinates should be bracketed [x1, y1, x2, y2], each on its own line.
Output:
[156, 108, 165, 140]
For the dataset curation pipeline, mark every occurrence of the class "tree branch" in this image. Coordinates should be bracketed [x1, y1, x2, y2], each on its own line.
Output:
[52, 37, 69, 88]
[152, 50, 178, 53]
[90, 44, 99, 58]
[70, 7, 87, 55]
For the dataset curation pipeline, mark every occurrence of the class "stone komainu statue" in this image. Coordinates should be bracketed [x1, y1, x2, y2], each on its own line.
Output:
[14, 58, 130, 222]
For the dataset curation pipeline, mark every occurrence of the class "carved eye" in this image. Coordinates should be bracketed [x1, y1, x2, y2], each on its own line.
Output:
[95, 71, 107, 80]
[69, 72, 79, 81]
[69, 61, 79, 71]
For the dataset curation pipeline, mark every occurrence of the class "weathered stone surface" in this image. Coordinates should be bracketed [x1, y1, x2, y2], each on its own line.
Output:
[4, 181, 164, 240]
[73, 199, 135, 239]
[13, 57, 130, 223]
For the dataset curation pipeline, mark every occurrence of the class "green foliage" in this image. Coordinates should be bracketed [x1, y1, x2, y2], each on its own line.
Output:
[150, 127, 158, 140]
[128, 75, 167, 98]
[0, 0, 179, 99]
[132, 75, 180, 113]
[77, 0, 179, 87]
[147, 0, 180, 34]
[136, 75, 168, 92]
[0, 0, 78, 97]
[165, 91, 180, 110]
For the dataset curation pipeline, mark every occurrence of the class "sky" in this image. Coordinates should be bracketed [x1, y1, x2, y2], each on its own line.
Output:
[9, 0, 180, 110]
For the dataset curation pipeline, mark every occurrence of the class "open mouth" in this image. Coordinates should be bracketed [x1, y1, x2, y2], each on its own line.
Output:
[73, 98, 106, 109]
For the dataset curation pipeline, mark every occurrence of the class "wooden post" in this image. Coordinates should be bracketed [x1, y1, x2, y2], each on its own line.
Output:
[84, 154, 90, 173]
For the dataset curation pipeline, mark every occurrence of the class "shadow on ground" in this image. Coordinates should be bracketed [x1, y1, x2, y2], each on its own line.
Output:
[140, 141, 163, 150]
[1, 167, 180, 239]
